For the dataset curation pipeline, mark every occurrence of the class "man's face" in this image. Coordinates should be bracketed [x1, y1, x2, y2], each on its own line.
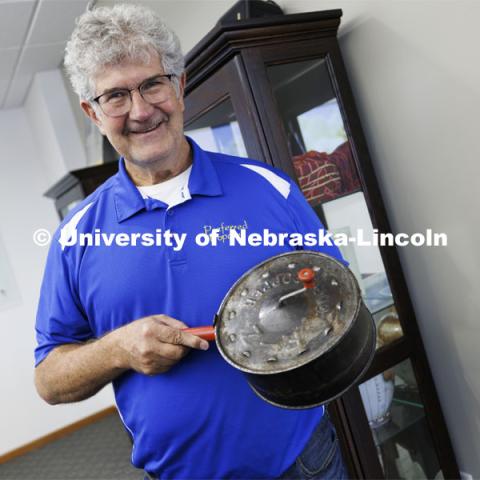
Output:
[81, 55, 185, 167]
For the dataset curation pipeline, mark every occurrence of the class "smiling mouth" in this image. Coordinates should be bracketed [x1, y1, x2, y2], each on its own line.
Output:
[129, 120, 164, 135]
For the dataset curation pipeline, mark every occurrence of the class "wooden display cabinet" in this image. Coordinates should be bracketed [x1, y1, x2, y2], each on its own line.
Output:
[44, 162, 118, 220]
[183, 9, 459, 479]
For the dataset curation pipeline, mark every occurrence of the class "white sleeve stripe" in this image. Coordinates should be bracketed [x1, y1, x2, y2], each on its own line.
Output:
[240, 164, 291, 199]
[59, 202, 94, 251]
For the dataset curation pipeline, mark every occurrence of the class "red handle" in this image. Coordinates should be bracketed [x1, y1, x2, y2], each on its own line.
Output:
[298, 268, 315, 289]
[183, 326, 216, 342]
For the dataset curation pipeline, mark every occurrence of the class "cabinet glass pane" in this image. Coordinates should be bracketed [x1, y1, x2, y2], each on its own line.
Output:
[184, 98, 247, 157]
[266, 59, 361, 207]
[60, 200, 81, 220]
[359, 359, 442, 479]
[322, 191, 395, 315]
[267, 60, 404, 346]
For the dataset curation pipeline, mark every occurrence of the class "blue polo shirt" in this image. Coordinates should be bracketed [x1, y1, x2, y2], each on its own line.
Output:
[35, 138, 344, 479]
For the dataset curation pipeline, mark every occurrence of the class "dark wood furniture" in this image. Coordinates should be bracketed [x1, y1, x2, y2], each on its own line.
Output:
[183, 9, 459, 479]
[44, 162, 118, 220]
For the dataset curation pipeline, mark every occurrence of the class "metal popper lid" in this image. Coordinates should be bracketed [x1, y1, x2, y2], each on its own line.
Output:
[215, 251, 361, 374]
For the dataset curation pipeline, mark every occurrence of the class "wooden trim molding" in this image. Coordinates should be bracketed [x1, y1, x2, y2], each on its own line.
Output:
[0, 406, 117, 464]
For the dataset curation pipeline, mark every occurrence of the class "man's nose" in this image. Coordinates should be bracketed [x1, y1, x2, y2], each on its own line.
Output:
[128, 90, 155, 120]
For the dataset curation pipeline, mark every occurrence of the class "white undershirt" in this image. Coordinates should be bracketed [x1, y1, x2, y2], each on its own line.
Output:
[137, 165, 192, 208]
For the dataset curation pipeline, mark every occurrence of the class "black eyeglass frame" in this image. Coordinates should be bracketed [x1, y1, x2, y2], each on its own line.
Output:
[91, 73, 176, 116]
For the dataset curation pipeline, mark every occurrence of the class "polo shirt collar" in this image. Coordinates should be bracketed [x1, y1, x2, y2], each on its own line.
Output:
[114, 137, 223, 223]
[187, 137, 223, 198]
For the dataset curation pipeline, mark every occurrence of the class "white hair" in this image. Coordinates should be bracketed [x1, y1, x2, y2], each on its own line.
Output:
[64, 4, 184, 100]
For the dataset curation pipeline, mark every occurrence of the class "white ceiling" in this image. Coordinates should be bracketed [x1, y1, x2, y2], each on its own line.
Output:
[0, 0, 241, 110]
[0, 0, 92, 109]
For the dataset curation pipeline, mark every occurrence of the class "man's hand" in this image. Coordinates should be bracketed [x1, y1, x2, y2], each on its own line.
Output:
[35, 314, 209, 404]
[116, 315, 210, 375]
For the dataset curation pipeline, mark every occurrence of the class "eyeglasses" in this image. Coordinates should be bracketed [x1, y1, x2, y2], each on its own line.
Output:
[92, 74, 176, 117]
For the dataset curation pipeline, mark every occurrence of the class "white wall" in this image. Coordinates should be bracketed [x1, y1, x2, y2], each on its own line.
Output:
[25, 69, 88, 186]
[0, 103, 113, 456]
[280, 0, 480, 476]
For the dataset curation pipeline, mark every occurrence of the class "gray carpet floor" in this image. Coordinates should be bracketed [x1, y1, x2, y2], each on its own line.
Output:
[0, 412, 142, 479]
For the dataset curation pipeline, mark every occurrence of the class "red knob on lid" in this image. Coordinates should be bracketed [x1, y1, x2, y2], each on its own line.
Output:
[298, 268, 315, 289]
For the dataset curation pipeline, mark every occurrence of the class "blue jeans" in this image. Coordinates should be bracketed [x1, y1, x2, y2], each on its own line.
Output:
[279, 413, 348, 479]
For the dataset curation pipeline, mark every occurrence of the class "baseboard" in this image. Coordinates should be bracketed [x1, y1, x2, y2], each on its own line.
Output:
[0, 405, 117, 464]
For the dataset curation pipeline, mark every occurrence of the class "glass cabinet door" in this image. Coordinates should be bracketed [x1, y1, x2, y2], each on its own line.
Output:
[359, 359, 442, 479]
[185, 97, 247, 157]
[238, 40, 457, 478]
[184, 56, 268, 162]
[264, 58, 402, 346]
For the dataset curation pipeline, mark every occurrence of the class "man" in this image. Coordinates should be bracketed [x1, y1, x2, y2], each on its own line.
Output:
[35, 4, 348, 479]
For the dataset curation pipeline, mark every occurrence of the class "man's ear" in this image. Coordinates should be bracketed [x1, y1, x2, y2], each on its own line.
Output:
[179, 72, 186, 95]
[80, 100, 106, 135]
[178, 72, 187, 111]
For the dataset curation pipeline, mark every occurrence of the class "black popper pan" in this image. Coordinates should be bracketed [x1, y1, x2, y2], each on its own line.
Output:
[185, 251, 376, 409]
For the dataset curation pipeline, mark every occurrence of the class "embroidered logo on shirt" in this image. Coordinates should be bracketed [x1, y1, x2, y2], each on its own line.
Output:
[202, 220, 248, 243]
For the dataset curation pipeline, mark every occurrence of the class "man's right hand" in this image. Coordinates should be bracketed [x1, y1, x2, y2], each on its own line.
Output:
[115, 314, 210, 375]
[35, 314, 209, 404]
